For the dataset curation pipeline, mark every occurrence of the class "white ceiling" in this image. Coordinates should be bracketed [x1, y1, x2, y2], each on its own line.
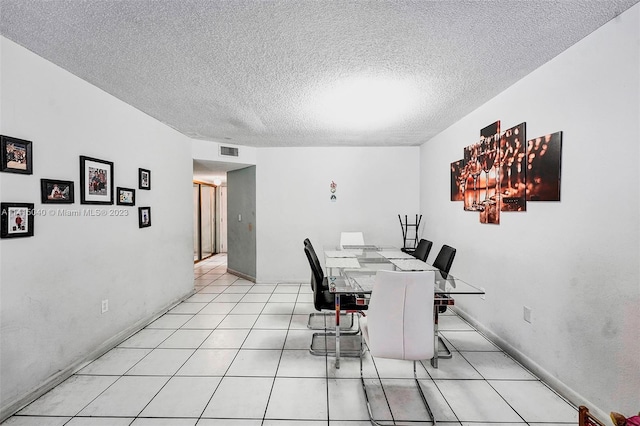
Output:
[1, 0, 637, 148]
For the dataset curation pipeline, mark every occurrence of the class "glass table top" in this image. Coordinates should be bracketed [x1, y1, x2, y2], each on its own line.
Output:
[324, 246, 484, 296]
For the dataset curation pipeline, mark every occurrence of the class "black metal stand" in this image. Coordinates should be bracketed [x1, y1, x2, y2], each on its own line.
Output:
[398, 214, 422, 253]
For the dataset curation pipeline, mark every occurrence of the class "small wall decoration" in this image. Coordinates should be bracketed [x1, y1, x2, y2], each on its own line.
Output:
[138, 206, 151, 228]
[1, 135, 33, 175]
[330, 180, 337, 202]
[40, 179, 74, 204]
[526, 131, 562, 201]
[117, 187, 136, 206]
[80, 156, 114, 205]
[139, 168, 151, 190]
[1, 202, 34, 238]
[452, 120, 562, 225]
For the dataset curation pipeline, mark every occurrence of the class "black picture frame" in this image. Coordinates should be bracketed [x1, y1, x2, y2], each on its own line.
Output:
[80, 156, 114, 205]
[117, 187, 136, 206]
[40, 179, 75, 204]
[139, 168, 151, 190]
[138, 206, 151, 228]
[1, 202, 34, 238]
[1, 135, 33, 175]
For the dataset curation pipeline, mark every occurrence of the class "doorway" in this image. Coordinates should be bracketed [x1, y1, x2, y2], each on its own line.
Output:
[194, 182, 216, 262]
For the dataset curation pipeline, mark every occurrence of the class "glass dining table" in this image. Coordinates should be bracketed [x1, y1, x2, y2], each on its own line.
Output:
[323, 245, 485, 369]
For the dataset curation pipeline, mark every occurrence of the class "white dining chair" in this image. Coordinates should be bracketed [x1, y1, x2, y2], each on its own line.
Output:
[339, 231, 365, 248]
[360, 269, 437, 425]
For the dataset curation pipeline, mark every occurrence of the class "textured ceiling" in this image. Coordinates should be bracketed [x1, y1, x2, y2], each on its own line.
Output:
[1, 0, 637, 147]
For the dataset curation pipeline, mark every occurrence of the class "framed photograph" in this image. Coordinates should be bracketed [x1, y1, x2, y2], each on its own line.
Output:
[139, 168, 151, 190]
[41, 179, 75, 204]
[1, 135, 33, 175]
[117, 187, 136, 206]
[80, 156, 114, 205]
[1, 202, 34, 238]
[138, 206, 151, 228]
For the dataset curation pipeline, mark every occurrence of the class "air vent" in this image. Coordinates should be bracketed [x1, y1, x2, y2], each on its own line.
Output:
[220, 145, 239, 157]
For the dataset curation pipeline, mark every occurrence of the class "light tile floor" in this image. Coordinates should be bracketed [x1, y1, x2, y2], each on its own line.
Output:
[3, 253, 580, 425]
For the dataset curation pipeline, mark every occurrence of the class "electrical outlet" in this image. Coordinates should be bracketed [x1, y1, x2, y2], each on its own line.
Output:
[523, 306, 532, 323]
[101, 299, 109, 314]
[480, 287, 486, 300]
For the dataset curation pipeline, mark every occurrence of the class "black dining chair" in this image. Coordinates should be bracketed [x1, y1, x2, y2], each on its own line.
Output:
[433, 244, 456, 277]
[432, 244, 456, 361]
[412, 238, 433, 262]
[304, 245, 365, 356]
[303, 239, 357, 331]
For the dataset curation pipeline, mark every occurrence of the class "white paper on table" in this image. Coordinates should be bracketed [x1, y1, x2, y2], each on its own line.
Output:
[325, 258, 361, 268]
[324, 250, 357, 258]
[377, 250, 415, 259]
[390, 258, 437, 271]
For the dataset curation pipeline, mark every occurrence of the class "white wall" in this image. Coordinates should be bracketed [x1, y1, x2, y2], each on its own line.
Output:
[256, 147, 420, 282]
[419, 5, 639, 418]
[0, 37, 194, 417]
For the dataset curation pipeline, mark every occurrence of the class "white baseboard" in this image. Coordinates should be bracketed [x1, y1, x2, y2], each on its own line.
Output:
[452, 307, 610, 425]
[226, 268, 255, 283]
[0, 289, 194, 423]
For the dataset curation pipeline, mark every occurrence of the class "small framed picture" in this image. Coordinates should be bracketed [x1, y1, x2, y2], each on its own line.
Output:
[139, 168, 151, 190]
[138, 206, 151, 228]
[80, 156, 114, 205]
[41, 179, 75, 204]
[1, 135, 33, 175]
[1, 202, 34, 238]
[117, 187, 136, 206]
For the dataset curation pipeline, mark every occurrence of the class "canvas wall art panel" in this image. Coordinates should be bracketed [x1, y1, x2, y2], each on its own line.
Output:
[499, 122, 527, 212]
[526, 131, 562, 201]
[450, 159, 466, 202]
[479, 121, 501, 223]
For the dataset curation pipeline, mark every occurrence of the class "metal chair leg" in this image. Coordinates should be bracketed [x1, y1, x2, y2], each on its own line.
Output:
[359, 349, 437, 425]
[307, 312, 357, 332]
[431, 307, 453, 368]
[310, 330, 364, 357]
[437, 334, 453, 359]
[360, 340, 393, 425]
[414, 360, 437, 425]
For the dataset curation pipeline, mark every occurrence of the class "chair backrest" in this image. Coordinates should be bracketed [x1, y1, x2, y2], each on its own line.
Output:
[412, 239, 433, 262]
[432, 244, 456, 276]
[578, 406, 607, 426]
[304, 239, 324, 284]
[303, 238, 316, 290]
[366, 270, 435, 361]
[304, 245, 330, 311]
[304, 245, 324, 288]
[340, 231, 365, 248]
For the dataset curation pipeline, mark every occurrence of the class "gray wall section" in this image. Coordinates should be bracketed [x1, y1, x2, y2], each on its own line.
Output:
[227, 166, 257, 279]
